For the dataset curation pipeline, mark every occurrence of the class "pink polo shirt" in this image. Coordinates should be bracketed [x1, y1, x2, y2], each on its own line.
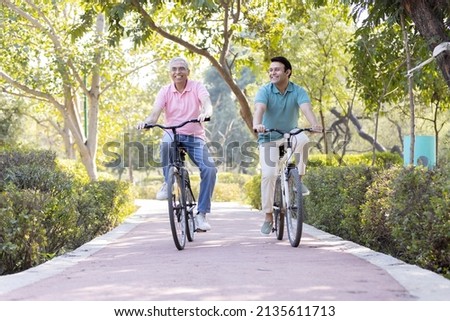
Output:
[154, 80, 209, 140]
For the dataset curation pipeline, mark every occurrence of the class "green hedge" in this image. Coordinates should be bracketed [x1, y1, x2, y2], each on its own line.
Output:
[307, 151, 403, 168]
[304, 165, 378, 241]
[0, 149, 135, 275]
[243, 152, 449, 278]
[360, 165, 449, 276]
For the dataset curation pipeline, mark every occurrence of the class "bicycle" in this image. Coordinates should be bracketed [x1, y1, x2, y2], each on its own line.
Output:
[143, 118, 209, 250]
[262, 127, 317, 247]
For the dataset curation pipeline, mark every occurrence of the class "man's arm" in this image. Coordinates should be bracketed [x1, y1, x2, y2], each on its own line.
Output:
[300, 102, 322, 132]
[144, 104, 164, 124]
[198, 95, 213, 122]
[253, 102, 267, 133]
[137, 104, 163, 129]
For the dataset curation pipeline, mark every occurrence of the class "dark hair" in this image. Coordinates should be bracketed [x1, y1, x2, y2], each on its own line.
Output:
[270, 56, 292, 77]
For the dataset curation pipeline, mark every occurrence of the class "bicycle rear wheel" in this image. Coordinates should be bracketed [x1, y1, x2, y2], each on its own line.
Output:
[285, 168, 304, 247]
[273, 175, 284, 240]
[167, 166, 187, 250]
[182, 170, 196, 242]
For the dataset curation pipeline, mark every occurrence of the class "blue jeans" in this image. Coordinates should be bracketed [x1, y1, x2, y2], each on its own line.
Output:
[161, 133, 217, 214]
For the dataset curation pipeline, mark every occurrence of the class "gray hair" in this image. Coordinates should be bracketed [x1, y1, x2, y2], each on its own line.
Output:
[169, 57, 190, 70]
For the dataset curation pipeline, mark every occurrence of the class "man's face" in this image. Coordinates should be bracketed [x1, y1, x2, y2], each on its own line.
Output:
[268, 61, 290, 85]
[170, 61, 190, 85]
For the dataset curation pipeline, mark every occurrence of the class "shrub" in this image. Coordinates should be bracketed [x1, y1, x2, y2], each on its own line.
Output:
[0, 185, 48, 274]
[371, 166, 448, 275]
[0, 166, 77, 274]
[307, 151, 402, 168]
[74, 180, 135, 247]
[359, 168, 399, 253]
[304, 165, 377, 240]
[243, 174, 261, 210]
[242, 161, 449, 277]
[0, 149, 58, 191]
[0, 149, 135, 275]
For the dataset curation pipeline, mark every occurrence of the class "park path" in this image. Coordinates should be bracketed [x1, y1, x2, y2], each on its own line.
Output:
[0, 200, 449, 301]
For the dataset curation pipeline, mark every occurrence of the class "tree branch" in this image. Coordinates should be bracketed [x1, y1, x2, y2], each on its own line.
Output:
[330, 107, 387, 152]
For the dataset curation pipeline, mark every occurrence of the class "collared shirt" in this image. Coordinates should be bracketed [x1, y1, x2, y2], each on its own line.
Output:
[155, 80, 209, 140]
[254, 81, 310, 143]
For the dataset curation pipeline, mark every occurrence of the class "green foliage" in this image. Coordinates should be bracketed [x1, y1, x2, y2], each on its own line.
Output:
[308, 151, 403, 168]
[349, 23, 407, 111]
[0, 149, 58, 183]
[304, 165, 378, 239]
[361, 165, 450, 276]
[0, 149, 135, 275]
[243, 174, 261, 210]
[56, 159, 91, 186]
[0, 96, 23, 147]
[74, 180, 135, 247]
[243, 160, 449, 277]
[204, 67, 255, 172]
[0, 154, 78, 274]
[1, 185, 49, 274]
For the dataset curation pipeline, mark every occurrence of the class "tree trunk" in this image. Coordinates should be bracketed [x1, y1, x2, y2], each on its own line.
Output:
[402, 0, 450, 89]
[62, 115, 76, 159]
[401, 13, 416, 165]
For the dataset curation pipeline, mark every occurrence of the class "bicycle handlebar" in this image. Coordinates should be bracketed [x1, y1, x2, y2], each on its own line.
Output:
[254, 127, 324, 135]
[262, 128, 314, 135]
[143, 117, 210, 130]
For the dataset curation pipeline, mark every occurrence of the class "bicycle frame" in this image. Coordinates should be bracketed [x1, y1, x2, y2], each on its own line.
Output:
[280, 131, 299, 209]
[269, 128, 311, 207]
[262, 127, 313, 247]
[143, 118, 209, 249]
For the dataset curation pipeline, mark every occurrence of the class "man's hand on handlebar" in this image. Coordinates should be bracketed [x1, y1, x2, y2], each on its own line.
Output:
[311, 124, 323, 133]
[137, 121, 150, 130]
[197, 113, 211, 122]
[253, 124, 266, 133]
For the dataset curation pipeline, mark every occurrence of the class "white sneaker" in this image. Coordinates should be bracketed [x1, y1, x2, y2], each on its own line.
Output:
[156, 183, 168, 200]
[195, 213, 211, 231]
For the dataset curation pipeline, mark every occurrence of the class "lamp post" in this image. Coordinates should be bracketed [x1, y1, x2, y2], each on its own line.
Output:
[407, 42, 450, 77]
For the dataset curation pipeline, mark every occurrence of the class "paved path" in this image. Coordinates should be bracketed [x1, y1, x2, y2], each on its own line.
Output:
[0, 200, 449, 301]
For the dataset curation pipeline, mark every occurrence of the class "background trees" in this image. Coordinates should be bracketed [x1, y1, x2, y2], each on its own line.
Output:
[0, 0, 159, 180]
[347, 0, 450, 89]
[1, 0, 449, 180]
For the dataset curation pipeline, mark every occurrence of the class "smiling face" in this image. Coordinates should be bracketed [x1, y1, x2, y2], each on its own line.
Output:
[268, 61, 290, 87]
[169, 58, 190, 90]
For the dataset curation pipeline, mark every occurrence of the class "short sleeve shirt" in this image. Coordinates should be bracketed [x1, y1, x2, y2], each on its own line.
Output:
[254, 81, 310, 143]
[154, 80, 209, 140]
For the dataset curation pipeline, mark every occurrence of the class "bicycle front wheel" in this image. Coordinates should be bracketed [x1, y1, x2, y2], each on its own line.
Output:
[285, 168, 304, 247]
[273, 175, 284, 240]
[182, 170, 196, 242]
[167, 166, 187, 250]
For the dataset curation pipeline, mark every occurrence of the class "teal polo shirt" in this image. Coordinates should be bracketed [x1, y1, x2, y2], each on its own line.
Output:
[254, 81, 310, 144]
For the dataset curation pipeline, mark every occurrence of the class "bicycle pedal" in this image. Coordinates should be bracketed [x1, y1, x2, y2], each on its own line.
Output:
[195, 228, 207, 233]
